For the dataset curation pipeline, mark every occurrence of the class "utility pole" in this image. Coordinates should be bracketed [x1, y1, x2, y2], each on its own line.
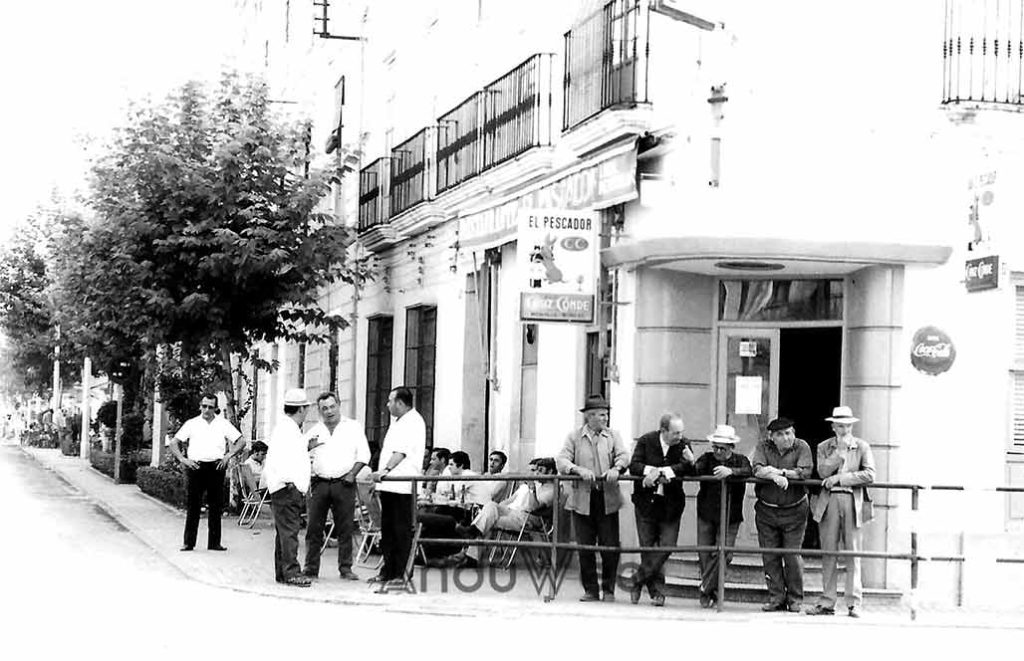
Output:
[113, 383, 124, 483]
[51, 325, 61, 413]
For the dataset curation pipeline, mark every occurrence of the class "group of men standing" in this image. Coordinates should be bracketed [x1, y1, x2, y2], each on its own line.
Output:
[557, 396, 875, 614]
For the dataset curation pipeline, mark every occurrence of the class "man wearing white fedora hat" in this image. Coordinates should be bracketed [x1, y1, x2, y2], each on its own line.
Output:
[263, 387, 313, 587]
[806, 406, 876, 618]
[693, 424, 752, 608]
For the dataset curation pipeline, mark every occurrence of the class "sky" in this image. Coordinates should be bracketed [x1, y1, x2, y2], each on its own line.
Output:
[0, 0, 245, 242]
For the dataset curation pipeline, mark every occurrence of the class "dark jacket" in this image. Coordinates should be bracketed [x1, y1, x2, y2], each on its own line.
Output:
[628, 430, 694, 521]
[694, 451, 752, 524]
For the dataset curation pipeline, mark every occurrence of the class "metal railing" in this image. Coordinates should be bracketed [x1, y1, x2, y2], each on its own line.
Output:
[943, 0, 1024, 107]
[374, 472, 1024, 618]
[563, 0, 650, 131]
[357, 157, 390, 232]
[436, 92, 482, 195]
[390, 127, 433, 217]
[482, 53, 554, 171]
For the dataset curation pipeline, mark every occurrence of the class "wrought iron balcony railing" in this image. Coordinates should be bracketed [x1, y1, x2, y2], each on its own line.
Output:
[390, 127, 433, 217]
[358, 157, 390, 232]
[943, 0, 1024, 107]
[482, 53, 554, 170]
[436, 92, 482, 195]
[563, 0, 650, 131]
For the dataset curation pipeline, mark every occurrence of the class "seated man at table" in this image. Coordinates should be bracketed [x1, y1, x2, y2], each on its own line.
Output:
[446, 451, 495, 508]
[446, 457, 557, 567]
[420, 447, 452, 501]
[239, 441, 268, 495]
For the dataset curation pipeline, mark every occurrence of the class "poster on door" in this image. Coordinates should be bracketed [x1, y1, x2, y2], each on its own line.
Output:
[735, 376, 763, 414]
[518, 208, 598, 322]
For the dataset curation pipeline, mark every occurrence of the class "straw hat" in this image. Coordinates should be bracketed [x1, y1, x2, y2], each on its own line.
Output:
[706, 424, 740, 444]
[825, 406, 859, 423]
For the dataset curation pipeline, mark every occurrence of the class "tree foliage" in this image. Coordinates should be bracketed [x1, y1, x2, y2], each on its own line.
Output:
[52, 72, 370, 422]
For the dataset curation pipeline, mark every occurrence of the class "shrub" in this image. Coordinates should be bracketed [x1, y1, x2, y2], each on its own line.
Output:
[89, 448, 141, 484]
[137, 465, 186, 509]
[96, 401, 118, 429]
[59, 433, 80, 456]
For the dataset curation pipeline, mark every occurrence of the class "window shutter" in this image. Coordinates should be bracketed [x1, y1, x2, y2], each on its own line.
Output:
[1015, 373, 1024, 449]
[1015, 286, 1024, 449]
[1016, 286, 1024, 363]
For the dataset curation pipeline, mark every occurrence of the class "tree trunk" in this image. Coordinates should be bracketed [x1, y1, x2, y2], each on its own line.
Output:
[219, 344, 240, 429]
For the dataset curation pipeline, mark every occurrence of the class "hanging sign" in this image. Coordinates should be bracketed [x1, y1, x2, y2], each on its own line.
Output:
[518, 208, 598, 322]
[964, 255, 999, 292]
[910, 326, 956, 376]
[739, 341, 758, 357]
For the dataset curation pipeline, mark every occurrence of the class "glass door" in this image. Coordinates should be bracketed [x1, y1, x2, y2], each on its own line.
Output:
[716, 328, 779, 455]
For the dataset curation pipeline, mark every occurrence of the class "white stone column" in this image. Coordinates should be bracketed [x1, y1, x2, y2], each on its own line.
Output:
[79, 357, 91, 460]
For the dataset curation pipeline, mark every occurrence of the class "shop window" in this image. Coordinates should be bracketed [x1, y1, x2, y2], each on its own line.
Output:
[365, 316, 394, 457]
[719, 279, 843, 322]
[405, 305, 437, 448]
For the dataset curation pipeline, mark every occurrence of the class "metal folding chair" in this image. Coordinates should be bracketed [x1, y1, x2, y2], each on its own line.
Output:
[354, 493, 383, 569]
[489, 507, 554, 570]
[319, 510, 336, 556]
[236, 466, 269, 528]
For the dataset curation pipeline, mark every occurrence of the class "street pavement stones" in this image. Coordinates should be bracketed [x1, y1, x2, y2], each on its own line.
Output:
[17, 444, 1024, 629]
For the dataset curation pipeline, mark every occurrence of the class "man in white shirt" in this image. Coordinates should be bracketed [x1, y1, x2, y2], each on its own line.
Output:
[263, 388, 313, 587]
[302, 391, 370, 581]
[167, 393, 244, 552]
[447, 451, 495, 507]
[370, 386, 426, 588]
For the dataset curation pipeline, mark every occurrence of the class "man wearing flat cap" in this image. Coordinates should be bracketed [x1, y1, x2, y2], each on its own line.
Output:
[263, 388, 313, 587]
[557, 394, 629, 602]
[751, 417, 813, 612]
[806, 406, 876, 618]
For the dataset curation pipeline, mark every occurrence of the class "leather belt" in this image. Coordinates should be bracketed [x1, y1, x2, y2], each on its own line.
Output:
[313, 475, 346, 483]
[757, 495, 808, 509]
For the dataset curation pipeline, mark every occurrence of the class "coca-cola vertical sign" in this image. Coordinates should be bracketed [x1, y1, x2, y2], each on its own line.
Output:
[910, 326, 956, 376]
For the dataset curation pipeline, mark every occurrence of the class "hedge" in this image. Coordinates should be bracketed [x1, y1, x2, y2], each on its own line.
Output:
[89, 449, 142, 484]
[137, 466, 186, 509]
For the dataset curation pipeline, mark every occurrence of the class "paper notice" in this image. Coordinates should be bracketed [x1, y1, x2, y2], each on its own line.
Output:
[735, 376, 763, 414]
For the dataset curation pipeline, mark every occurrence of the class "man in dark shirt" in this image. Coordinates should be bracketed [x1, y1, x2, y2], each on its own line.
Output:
[693, 424, 752, 608]
[751, 417, 813, 612]
[627, 413, 695, 607]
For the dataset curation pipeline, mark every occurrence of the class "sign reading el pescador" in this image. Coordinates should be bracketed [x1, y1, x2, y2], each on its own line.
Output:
[518, 208, 598, 322]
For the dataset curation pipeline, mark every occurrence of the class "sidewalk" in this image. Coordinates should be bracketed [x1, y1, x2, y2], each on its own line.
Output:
[19, 445, 1024, 629]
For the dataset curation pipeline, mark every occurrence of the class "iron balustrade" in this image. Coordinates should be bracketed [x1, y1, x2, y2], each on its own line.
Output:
[375, 472, 1024, 614]
[943, 0, 1024, 106]
[436, 92, 482, 195]
[390, 127, 433, 217]
[563, 0, 650, 131]
[358, 157, 390, 231]
[481, 53, 554, 171]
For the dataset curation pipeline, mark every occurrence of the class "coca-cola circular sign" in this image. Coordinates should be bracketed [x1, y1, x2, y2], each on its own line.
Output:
[910, 326, 956, 376]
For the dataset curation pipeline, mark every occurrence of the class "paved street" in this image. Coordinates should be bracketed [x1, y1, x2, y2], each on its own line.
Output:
[2, 441, 1022, 658]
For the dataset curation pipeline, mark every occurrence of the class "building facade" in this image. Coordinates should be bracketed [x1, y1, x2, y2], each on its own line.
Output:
[239, 0, 1024, 606]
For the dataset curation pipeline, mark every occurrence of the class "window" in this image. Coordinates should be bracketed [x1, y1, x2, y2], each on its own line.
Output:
[405, 305, 437, 448]
[719, 279, 843, 322]
[365, 316, 394, 456]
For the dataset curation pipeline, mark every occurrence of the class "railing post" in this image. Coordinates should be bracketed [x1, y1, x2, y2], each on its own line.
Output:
[910, 486, 919, 621]
[716, 476, 727, 612]
[549, 476, 560, 603]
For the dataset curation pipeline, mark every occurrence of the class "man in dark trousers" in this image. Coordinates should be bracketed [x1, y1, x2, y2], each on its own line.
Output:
[167, 393, 244, 552]
[628, 412, 695, 607]
[752, 417, 814, 612]
[693, 424, 752, 608]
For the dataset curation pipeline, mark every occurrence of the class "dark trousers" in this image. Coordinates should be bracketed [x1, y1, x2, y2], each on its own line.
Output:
[183, 461, 225, 549]
[271, 484, 304, 581]
[304, 478, 356, 576]
[633, 508, 681, 598]
[573, 489, 621, 596]
[697, 517, 741, 597]
[379, 491, 413, 581]
[754, 499, 809, 606]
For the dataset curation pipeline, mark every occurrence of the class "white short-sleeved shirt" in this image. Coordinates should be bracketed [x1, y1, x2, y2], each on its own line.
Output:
[376, 408, 426, 495]
[263, 416, 311, 494]
[173, 415, 242, 462]
[453, 469, 494, 506]
[306, 417, 371, 479]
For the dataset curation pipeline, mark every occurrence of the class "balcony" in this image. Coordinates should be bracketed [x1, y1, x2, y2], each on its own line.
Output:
[358, 157, 390, 232]
[390, 127, 433, 217]
[943, 0, 1024, 108]
[436, 92, 482, 195]
[563, 0, 650, 131]
[481, 53, 554, 170]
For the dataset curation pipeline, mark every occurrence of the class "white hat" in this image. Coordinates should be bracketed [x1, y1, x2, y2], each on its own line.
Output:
[283, 388, 311, 407]
[706, 424, 740, 444]
[826, 406, 859, 423]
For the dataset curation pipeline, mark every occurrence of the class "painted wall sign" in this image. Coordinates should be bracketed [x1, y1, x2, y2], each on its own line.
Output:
[910, 326, 956, 375]
[519, 208, 598, 322]
[964, 255, 999, 292]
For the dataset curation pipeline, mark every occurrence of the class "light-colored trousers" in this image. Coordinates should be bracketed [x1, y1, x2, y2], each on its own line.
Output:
[818, 492, 862, 609]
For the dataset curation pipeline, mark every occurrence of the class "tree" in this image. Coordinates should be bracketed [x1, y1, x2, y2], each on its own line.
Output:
[56, 72, 370, 425]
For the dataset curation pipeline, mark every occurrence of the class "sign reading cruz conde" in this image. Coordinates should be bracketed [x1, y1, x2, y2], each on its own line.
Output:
[518, 208, 598, 322]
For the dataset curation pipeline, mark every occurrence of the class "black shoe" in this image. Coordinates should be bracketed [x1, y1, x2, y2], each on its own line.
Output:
[208, 545, 228, 551]
[699, 593, 715, 609]
[601, 592, 616, 603]
[761, 601, 786, 612]
[579, 592, 600, 602]
[848, 605, 861, 618]
[454, 554, 478, 569]
[339, 569, 360, 581]
[179, 545, 194, 552]
[652, 593, 666, 607]
[786, 602, 802, 613]
[630, 582, 643, 605]
[455, 523, 480, 539]
[283, 575, 312, 588]
[804, 604, 835, 616]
